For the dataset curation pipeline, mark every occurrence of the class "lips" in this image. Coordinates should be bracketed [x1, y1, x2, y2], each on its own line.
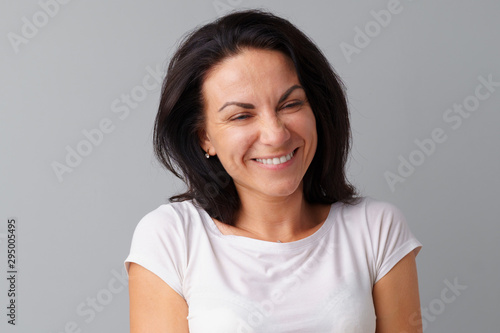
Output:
[254, 149, 296, 165]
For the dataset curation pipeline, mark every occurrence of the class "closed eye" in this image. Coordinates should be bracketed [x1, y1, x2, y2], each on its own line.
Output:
[281, 101, 304, 110]
[230, 114, 252, 121]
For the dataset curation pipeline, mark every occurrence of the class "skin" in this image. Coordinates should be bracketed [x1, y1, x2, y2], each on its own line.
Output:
[128, 262, 189, 333]
[201, 48, 330, 242]
[129, 48, 422, 332]
[373, 250, 423, 332]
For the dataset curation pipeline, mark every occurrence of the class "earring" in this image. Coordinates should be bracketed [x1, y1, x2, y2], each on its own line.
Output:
[205, 151, 210, 159]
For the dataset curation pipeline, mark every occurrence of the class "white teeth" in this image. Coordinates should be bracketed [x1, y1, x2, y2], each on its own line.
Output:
[255, 150, 295, 165]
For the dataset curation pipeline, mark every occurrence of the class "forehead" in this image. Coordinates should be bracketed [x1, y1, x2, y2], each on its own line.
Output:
[202, 48, 299, 101]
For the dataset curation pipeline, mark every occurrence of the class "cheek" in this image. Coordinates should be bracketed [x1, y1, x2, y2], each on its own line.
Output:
[211, 127, 256, 167]
[288, 110, 317, 143]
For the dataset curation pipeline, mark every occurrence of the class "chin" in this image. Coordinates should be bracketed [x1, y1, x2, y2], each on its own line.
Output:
[258, 180, 302, 198]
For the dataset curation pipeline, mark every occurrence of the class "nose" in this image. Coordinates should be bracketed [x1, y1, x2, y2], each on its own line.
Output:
[259, 112, 290, 146]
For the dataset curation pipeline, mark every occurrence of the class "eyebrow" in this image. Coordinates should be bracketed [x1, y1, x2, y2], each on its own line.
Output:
[217, 85, 304, 112]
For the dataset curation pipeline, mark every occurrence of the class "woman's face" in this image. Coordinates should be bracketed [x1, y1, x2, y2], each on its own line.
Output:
[201, 48, 317, 199]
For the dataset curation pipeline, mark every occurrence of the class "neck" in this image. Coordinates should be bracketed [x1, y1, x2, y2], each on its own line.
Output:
[233, 183, 327, 242]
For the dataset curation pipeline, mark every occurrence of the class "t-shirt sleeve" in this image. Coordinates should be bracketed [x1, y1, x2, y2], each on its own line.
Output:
[365, 198, 423, 285]
[124, 205, 187, 298]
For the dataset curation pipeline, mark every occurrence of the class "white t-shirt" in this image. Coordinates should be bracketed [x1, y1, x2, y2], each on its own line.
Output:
[124, 196, 422, 333]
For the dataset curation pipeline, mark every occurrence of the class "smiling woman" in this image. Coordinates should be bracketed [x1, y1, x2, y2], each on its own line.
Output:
[124, 9, 423, 333]
[201, 49, 318, 205]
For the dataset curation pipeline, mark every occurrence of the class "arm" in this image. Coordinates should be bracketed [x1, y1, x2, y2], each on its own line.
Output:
[128, 262, 189, 333]
[372, 251, 423, 333]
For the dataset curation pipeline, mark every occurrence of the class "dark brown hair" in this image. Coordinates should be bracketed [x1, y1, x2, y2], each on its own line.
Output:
[153, 9, 358, 225]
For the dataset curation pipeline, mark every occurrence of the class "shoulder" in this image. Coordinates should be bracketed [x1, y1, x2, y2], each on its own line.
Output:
[136, 200, 200, 227]
[364, 196, 406, 222]
[131, 200, 204, 243]
[336, 196, 417, 249]
[125, 201, 203, 299]
[335, 196, 404, 222]
[362, 196, 410, 232]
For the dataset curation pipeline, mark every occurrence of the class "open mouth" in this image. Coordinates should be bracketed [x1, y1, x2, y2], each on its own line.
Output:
[253, 148, 297, 166]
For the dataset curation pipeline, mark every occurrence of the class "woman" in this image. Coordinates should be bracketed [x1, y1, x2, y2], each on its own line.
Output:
[125, 9, 423, 332]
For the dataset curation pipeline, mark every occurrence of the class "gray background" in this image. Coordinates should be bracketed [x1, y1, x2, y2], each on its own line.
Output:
[1, 0, 498, 332]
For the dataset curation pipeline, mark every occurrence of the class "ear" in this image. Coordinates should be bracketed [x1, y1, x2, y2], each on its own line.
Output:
[198, 128, 214, 156]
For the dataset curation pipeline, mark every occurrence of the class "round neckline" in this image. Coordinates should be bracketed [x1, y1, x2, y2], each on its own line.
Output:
[199, 201, 342, 251]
